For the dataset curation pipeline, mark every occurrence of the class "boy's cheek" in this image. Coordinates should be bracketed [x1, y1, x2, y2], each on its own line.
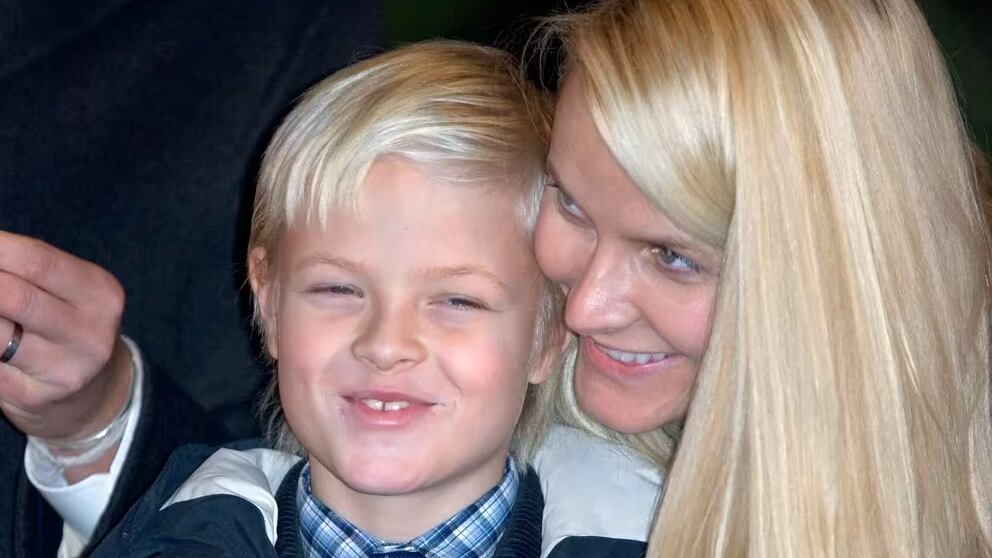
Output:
[433, 334, 532, 394]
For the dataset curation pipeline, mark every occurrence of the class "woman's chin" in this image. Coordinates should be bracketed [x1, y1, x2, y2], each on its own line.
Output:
[574, 357, 685, 434]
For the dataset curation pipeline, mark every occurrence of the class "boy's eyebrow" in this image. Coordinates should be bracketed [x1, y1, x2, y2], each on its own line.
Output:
[295, 253, 367, 274]
[421, 265, 510, 294]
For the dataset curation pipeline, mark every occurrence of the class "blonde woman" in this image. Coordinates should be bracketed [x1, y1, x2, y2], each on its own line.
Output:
[536, 0, 992, 555]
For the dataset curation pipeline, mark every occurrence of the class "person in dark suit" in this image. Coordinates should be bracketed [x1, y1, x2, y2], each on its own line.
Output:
[0, 1, 381, 556]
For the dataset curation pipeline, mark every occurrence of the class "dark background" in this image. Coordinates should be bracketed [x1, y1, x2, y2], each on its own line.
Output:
[916, 0, 991, 151]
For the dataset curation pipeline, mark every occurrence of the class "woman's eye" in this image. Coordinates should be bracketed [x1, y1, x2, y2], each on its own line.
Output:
[555, 186, 588, 221]
[651, 246, 699, 273]
[309, 284, 363, 297]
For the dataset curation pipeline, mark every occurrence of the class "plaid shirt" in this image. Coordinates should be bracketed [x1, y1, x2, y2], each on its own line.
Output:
[297, 460, 519, 558]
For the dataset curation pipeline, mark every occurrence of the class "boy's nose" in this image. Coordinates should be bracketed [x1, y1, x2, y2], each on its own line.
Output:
[351, 305, 427, 373]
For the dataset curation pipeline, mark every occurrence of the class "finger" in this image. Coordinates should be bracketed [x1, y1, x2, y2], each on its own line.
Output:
[0, 318, 23, 366]
[0, 270, 87, 342]
[0, 364, 71, 436]
[0, 317, 99, 405]
[0, 231, 122, 306]
[0, 331, 125, 440]
[0, 348, 60, 415]
[0, 316, 73, 379]
[0, 306, 117, 386]
[0, 316, 49, 378]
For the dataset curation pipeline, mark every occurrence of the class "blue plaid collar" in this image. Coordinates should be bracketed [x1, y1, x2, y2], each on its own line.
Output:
[297, 459, 519, 558]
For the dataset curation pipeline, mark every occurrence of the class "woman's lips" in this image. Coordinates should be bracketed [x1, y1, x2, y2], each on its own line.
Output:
[580, 336, 681, 379]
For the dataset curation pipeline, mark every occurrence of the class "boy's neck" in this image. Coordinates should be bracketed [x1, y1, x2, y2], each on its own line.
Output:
[308, 454, 509, 542]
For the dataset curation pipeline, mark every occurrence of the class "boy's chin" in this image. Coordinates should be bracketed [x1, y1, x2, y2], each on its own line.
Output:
[341, 474, 430, 497]
[312, 451, 437, 497]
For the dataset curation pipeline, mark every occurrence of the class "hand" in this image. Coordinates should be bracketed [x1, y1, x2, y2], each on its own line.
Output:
[0, 231, 132, 443]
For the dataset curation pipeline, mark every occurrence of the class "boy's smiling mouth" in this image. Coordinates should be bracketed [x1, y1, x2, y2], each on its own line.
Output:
[360, 399, 410, 412]
[344, 390, 439, 428]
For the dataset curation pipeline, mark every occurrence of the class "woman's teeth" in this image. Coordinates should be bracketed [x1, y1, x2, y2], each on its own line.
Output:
[360, 399, 411, 412]
[602, 347, 670, 365]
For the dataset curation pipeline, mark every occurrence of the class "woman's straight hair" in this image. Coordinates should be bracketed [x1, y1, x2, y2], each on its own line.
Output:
[547, 0, 992, 554]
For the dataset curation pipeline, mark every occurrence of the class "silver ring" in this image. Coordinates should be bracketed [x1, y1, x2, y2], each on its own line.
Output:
[1, 322, 23, 364]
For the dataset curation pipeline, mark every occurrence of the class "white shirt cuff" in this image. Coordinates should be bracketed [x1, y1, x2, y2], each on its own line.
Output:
[24, 335, 145, 541]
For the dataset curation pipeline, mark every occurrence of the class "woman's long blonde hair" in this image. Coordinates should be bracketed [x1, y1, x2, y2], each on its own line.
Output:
[550, 0, 992, 554]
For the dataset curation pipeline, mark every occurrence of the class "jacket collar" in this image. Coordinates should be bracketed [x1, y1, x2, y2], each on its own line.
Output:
[272, 463, 544, 558]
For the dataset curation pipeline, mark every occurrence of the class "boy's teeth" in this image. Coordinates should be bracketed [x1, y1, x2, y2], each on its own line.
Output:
[602, 347, 670, 365]
[360, 399, 411, 412]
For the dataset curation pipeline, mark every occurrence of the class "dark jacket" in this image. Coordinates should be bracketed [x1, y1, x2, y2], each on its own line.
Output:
[547, 538, 646, 558]
[87, 439, 647, 558]
[0, 1, 381, 556]
[1, 0, 382, 439]
[0, 363, 228, 558]
[90, 443, 545, 558]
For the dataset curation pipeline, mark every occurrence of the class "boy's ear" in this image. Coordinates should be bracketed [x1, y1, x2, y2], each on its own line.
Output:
[248, 247, 278, 359]
[528, 326, 572, 385]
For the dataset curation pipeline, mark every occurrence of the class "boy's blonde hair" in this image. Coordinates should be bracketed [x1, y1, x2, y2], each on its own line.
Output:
[249, 41, 565, 465]
[546, 0, 992, 555]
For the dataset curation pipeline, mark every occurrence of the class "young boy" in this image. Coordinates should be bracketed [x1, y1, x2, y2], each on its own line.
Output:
[90, 41, 566, 557]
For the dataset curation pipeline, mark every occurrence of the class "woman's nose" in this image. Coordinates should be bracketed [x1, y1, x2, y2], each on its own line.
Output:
[563, 250, 638, 336]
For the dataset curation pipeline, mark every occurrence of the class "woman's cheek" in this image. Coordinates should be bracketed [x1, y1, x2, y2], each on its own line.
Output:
[684, 285, 717, 358]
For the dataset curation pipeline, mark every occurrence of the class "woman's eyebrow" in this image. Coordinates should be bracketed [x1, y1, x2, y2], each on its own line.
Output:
[549, 153, 714, 261]
[640, 227, 697, 253]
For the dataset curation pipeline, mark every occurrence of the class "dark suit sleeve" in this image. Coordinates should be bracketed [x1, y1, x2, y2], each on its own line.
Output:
[0, 362, 231, 558]
[87, 443, 277, 558]
[0, 423, 36, 558]
[93, 496, 279, 558]
[0, 1, 382, 556]
[547, 537, 648, 558]
[83, 360, 231, 555]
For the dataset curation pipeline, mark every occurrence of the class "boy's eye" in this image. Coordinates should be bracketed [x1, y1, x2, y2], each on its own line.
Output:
[439, 296, 488, 311]
[651, 246, 699, 273]
[309, 284, 364, 297]
[555, 186, 588, 222]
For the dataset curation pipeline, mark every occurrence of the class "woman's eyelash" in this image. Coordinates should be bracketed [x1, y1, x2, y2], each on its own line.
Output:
[651, 246, 700, 273]
[555, 186, 587, 220]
